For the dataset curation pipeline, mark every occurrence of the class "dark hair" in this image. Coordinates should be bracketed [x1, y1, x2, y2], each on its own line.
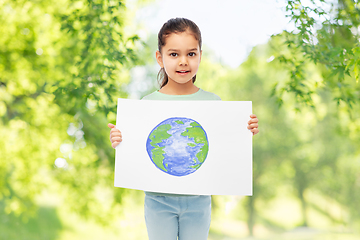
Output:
[157, 18, 202, 88]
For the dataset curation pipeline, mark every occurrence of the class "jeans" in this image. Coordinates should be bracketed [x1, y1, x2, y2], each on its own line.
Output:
[144, 194, 211, 240]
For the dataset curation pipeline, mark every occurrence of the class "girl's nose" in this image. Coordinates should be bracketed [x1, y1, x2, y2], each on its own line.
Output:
[179, 57, 188, 66]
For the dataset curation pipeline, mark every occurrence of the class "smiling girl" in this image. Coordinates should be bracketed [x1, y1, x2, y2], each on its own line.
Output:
[108, 18, 259, 240]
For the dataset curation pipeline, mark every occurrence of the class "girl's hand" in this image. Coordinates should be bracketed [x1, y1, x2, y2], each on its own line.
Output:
[247, 114, 259, 135]
[108, 123, 122, 149]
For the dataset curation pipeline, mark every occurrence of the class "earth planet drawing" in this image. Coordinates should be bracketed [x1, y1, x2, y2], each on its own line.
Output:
[146, 117, 209, 177]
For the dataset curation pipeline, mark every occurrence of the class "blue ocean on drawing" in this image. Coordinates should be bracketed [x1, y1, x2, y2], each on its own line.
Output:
[146, 117, 209, 177]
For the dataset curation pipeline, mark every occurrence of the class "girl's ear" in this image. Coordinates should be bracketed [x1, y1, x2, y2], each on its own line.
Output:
[156, 50, 164, 68]
[200, 50, 202, 62]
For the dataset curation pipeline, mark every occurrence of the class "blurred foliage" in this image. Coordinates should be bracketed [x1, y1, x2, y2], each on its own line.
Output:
[0, 204, 62, 240]
[273, 0, 360, 111]
[1, 0, 360, 238]
[196, 34, 360, 235]
[0, 0, 143, 223]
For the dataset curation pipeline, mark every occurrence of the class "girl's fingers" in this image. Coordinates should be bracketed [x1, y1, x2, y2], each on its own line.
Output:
[110, 132, 122, 139]
[110, 129, 122, 138]
[251, 128, 259, 135]
[110, 127, 121, 133]
[247, 123, 259, 129]
[108, 123, 122, 148]
[248, 115, 259, 135]
[110, 134, 122, 143]
[111, 137, 122, 142]
[248, 118, 258, 124]
[110, 129, 122, 135]
[112, 141, 120, 149]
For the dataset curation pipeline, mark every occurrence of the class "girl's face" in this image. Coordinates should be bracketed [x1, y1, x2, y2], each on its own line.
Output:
[156, 31, 202, 86]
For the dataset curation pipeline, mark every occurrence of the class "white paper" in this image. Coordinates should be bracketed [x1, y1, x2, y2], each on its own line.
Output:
[114, 98, 252, 196]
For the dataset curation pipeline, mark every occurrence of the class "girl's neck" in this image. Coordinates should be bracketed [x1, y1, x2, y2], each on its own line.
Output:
[159, 80, 199, 95]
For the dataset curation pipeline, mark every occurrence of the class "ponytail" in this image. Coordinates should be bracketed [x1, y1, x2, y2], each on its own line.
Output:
[157, 68, 168, 88]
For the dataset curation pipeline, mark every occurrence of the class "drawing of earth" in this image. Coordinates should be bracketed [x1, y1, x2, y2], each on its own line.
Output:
[146, 117, 209, 177]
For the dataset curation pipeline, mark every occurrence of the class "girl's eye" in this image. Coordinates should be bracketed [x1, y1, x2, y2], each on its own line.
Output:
[188, 52, 196, 57]
[170, 53, 178, 57]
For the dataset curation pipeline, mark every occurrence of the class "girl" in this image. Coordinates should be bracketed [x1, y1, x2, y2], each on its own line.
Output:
[108, 18, 259, 240]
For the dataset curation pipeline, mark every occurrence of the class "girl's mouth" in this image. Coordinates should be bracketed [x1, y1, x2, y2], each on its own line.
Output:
[176, 70, 190, 75]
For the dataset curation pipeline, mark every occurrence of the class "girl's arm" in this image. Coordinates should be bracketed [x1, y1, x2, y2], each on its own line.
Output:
[108, 123, 122, 148]
[247, 114, 259, 135]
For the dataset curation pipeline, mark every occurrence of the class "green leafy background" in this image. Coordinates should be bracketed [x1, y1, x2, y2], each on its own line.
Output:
[1, 0, 360, 239]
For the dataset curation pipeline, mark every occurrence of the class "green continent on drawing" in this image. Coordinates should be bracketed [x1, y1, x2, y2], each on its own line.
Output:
[148, 124, 171, 172]
[181, 122, 209, 165]
[146, 117, 209, 177]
